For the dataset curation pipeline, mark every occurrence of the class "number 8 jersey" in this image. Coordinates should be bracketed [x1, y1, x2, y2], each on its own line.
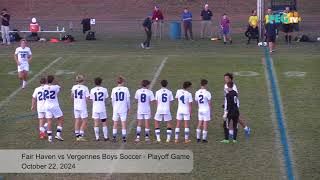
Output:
[90, 86, 108, 113]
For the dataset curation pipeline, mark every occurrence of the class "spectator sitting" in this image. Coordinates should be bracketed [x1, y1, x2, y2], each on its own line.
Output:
[182, 7, 193, 40]
[245, 10, 259, 44]
[29, 17, 40, 37]
[220, 14, 232, 44]
[152, 5, 164, 39]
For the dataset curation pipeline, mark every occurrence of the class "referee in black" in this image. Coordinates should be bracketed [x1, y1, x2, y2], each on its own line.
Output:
[221, 82, 240, 144]
[140, 14, 152, 49]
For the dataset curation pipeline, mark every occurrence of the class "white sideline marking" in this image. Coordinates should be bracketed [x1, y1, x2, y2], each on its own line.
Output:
[0, 57, 63, 109]
[106, 56, 168, 177]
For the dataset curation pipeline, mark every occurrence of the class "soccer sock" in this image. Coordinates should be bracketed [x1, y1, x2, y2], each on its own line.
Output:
[136, 126, 141, 138]
[203, 130, 208, 140]
[229, 130, 234, 139]
[47, 131, 52, 141]
[103, 126, 108, 139]
[155, 128, 160, 141]
[175, 128, 180, 140]
[39, 127, 45, 133]
[244, 126, 249, 130]
[112, 129, 117, 138]
[145, 128, 150, 138]
[94, 127, 99, 140]
[75, 130, 80, 137]
[122, 129, 127, 138]
[56, 126, 62, 137]
[184, 128, 190, 140]
[79, 130, 84, 137]
[196, 128, 201, 140]
[166, 128, 172, 141]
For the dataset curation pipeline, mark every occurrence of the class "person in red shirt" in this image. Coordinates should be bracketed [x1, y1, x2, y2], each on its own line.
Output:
[152, 5, 164, 39]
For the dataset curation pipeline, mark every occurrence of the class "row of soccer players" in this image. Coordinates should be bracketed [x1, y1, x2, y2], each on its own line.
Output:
[31, 73, 251, 143]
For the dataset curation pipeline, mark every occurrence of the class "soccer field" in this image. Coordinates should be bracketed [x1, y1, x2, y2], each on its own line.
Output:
[0, 35, 319, 180]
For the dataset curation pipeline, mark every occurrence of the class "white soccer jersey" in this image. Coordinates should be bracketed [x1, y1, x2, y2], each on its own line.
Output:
[135, 88, 155, 114]
[111, 86, 130, 113]
[71, 84, 90, 111]
[90, 86, 108, 113]
[195, 89, 212, 113]
[32, 85, 46, 112]
[224, 83, 238, 95]
[15, 47, 32, 64]
[155, 88, 174, 114]
[176, 89, 193, 114]
[43, 84, 61, 109]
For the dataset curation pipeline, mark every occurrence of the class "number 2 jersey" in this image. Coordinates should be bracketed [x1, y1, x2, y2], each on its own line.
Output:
[90, 86, 108, 113]
[111, 86, 130, 114]
[71, 84, 90, 111]
[175, 89, 193, 114]
[43, 84, 61, 109]
[155, 88, 174, 114]
[135, 88, 155, 114]
[195, 89, 212, 113]
[32, 85, 46, 112]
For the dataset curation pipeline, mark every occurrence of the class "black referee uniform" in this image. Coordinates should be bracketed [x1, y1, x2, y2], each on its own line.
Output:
[223, 90, 240, 140]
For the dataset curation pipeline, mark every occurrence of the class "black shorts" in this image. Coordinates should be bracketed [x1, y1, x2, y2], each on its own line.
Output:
[267, 34, 276, 42]
[282, 24, 293, 33]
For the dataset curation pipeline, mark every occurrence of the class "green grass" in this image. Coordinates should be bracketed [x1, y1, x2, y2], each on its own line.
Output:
[0, 34, 319, 180]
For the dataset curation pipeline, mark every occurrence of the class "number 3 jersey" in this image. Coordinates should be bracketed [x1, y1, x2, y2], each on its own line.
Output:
[43, 84, 61, 109]
[175, 89, 193, 114]
[195, 89, 212, 113]
[155, 88, 174, 114]
[111, 86, 130, 113]
[134, 88, 155, 114]
[71, 84, 90, 111]
[90, 86, 108, 113]
[32, 85, 46, 112]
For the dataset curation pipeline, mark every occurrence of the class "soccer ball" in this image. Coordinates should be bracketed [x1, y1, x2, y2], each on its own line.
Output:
[258, 42, 267, 47]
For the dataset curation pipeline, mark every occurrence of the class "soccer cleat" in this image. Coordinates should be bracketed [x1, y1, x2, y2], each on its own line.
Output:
[166, 139, 170, 143]
[140, 43, 145, 49]
[245, 127, 251, 138]
[184, 139, 191, 144]
[104, 138, 109, 142]
[145, 137, 151, 144]
[174, 139, 179, 144]
[202, 139, 208, 143]
[220, 139, 230, 144]
[122, 137, 127, 143]
[156, 139, 161, 143]
[76, 137, 87, 142]
[55, 135, 64, 141]
[135, 138, 140, 143]
[39, 132, 46, 139]
[48, 136, 53, 142]
[232, 140, 237, 143]
[145, 47, 151, 49]
[95, 138, 100, 141]
[197, 139, 201, 143]
[112, 137, 117, 143]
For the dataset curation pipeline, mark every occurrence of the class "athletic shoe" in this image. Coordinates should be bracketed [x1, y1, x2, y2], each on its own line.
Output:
[232, 140, 237, 143]
[174, 139, 179, 144]
[112, 138, 116, 143]
[55, 135, 64, 141]
[145, 137, 151, 144]
[104, 138, 109, 142]
[184, 139, 191, 144]
[76, 137, 87, 142]
[39, 132, 46, 139]
[245, 127, 251, 138]
[122, 137, 127, 143]
[156, 139, 161, 143]
[135, 138, 140, 143]
[166, 139, 170, 143]
[202, 139, 208, 143]
[197, 139, 201, 143]
[220, 139, 230, 144]
[48, 136, 53, 142]
[140, 43, 145, 48]
[145, 47, 151, 50]
[95, 138, 100, 141]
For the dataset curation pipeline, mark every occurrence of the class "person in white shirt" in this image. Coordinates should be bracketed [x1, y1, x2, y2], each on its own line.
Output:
[31, 77, 47, 139]
[175, 81, 193, 144]
[134, 80, 155, 143]
[14, 39, 32, 89]
[224, 73, 251, 137]
[195, 79, 212, 143]
[44, 75, 64, 142]
[71, 74, 90, 141]
[154, 80, 174, 143]
[90, 77, 109, 141]
[111, 76, 130, 143]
